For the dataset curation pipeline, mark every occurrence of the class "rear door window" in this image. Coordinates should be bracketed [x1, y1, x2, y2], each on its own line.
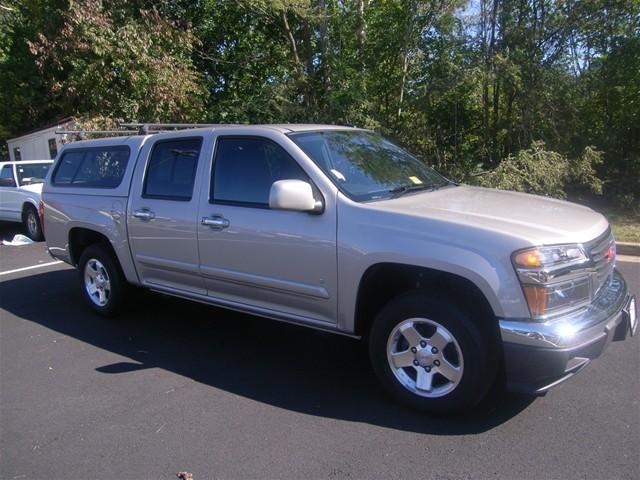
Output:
[52, 147, 130, 187]
[143, 138, 202, 201]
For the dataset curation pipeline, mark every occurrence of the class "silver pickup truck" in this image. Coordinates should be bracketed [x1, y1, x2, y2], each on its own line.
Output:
[42, 124, 637, 413]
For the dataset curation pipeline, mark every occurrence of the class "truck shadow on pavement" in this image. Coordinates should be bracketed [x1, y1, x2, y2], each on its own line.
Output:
[1, 269, 535, 434]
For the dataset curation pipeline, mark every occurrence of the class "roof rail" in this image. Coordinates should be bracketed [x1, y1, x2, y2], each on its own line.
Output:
[55, 122, 223, 138]
[55, 129, 137, 140]
[119, 122, 220, 135]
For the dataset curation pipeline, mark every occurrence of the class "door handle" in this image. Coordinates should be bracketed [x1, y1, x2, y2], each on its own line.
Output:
[133, 209, 156, 221]
[202, 216, 230, 230]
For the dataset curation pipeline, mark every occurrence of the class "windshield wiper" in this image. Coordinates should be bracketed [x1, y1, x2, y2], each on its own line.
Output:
[389, 183, 439, 198]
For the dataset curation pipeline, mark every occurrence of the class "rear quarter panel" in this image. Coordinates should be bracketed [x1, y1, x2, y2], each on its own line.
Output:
[44, 192, 139, 284]
[42, 136, 151, 284]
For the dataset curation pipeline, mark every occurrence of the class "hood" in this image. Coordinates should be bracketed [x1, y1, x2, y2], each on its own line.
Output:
[369, 185, 609, 245]
[19, 182, 44, 195]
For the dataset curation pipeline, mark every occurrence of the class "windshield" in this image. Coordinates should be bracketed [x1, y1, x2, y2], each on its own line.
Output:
[16, 163, 52, 186]
[289, 130, 451, 201]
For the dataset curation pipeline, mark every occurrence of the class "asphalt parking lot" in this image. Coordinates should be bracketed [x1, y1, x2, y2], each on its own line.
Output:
[1, 222, 638, 480]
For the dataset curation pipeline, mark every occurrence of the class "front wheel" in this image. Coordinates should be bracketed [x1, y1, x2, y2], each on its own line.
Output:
[369, 292, 498, 413]
[78, 245, 128, 317]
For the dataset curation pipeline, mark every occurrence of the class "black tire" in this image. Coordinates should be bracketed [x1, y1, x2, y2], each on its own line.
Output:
[22, 205, 43, 241]
[369, 291, 498, 414]
[78, 244, 128, 317]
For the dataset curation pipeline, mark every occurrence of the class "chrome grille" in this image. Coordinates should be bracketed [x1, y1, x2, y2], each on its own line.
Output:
[586, 229, 616, 296]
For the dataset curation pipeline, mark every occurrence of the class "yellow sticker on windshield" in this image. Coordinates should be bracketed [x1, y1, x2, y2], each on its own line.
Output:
[409, 176, 423, 185]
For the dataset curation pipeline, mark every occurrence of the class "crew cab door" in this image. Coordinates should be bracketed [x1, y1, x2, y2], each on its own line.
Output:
[128, 133, 212, 294]
[196, 132, 338, 325]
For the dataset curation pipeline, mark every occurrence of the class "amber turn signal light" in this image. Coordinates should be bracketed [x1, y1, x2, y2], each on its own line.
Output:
[514, 250, 543, 268]
[523, 285, 548, 316]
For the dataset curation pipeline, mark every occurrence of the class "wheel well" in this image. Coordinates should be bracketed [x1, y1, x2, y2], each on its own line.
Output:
[21, 202, 37, 216]
[354, 263, 498, 338]
[68, 228, 115, 266]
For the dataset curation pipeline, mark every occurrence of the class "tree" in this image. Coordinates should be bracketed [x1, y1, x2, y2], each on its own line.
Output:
[1, 0, 638, 205]
[0, 0, 205, 134]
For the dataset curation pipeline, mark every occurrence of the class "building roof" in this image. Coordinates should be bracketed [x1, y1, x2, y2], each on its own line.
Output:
[7, 116, 75, 143]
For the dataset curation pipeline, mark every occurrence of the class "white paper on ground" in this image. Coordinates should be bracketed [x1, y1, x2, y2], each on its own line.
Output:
[2, 234, 34, 246]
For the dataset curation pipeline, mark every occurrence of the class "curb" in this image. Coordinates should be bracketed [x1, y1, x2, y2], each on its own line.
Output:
[617, 242, 640, 257]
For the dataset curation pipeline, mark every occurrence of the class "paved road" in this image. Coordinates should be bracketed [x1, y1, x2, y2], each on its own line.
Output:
[1, 225, 638, 479]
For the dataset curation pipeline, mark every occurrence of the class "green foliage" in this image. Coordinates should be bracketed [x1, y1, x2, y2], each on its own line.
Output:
[571, 146, 604, 195]
[478, 141, 603, 198]
[34, 0, 206, 122]
[0, 0, 638, 205]
[0, 0, 205, 131]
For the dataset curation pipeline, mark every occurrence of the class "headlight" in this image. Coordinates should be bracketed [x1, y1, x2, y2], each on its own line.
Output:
[513, 245, 586, 270]
[512, 245, 591, 320]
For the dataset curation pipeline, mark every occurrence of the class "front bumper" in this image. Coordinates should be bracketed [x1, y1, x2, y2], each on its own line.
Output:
[499, 269, 636, 394]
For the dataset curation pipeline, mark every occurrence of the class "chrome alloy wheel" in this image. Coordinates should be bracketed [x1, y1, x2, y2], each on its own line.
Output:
[27, 211, 38, 237]
[386, 318, 464, 398]
[84, 259, 111, 307]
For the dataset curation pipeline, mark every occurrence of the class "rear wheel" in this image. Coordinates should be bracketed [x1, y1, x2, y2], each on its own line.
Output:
[23, 205, 43, 241]
[369, 292, 498, 413]
[78, 245, 128, 317]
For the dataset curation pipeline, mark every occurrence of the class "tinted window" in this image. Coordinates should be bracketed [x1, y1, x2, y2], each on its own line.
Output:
[1, 165, 14, 179]
[52, 147, 130, 187]
[52, 151, 85, 185]
[143, 138, 202, 200]
[73, 149, 129, 187]
[212, 138, 308, 206]
[16, 163, 51, 185]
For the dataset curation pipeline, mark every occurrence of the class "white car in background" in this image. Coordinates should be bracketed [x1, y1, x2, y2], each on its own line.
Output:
[0, 160, 53, 240]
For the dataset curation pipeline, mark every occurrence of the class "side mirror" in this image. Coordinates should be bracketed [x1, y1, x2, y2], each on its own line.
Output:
[269, 179, 323, 213]
[0, 177, 16, 187]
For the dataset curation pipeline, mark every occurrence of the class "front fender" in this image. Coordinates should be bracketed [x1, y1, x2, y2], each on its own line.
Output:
[336, 198, 530, 332]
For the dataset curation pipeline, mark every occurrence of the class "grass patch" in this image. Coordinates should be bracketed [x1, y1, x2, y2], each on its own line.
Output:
[569, 192, 640, 243]
[592, 206, 640, 243]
